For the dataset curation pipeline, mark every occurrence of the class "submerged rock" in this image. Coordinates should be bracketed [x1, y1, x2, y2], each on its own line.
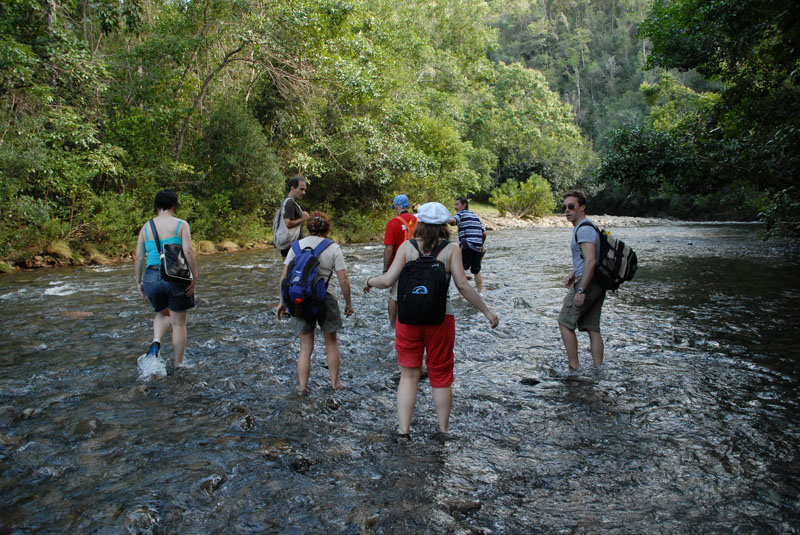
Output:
[124, 503, 160, 535]
[194, 474, 226, 495]
[20, 407, 42, 420]
[290, 454, 315, 474]
[74, 418, 102, 436]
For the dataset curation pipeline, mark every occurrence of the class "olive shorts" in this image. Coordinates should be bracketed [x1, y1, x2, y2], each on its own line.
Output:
[291, 295, 343, 335]
[558, 279, 606, 333]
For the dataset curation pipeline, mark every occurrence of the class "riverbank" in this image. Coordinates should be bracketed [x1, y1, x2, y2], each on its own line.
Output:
[0, 213, 722, 272]
[479, 213, 672, 230]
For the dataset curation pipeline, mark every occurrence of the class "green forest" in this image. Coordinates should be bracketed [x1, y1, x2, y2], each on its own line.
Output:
[2, 0, 798, 268]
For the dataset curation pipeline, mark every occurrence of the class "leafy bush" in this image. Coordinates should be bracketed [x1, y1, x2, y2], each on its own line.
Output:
[760, 187, 800, 239]
[489, 174, 555, 219]
[193, 100, 284, 215]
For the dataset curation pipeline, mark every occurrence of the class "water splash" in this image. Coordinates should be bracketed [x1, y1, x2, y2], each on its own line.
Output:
[137, 353, 167, 379]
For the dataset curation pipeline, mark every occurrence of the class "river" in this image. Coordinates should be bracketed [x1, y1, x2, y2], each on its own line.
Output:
[1, 221, 798, 534]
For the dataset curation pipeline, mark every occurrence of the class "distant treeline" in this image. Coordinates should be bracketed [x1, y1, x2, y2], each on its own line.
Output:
[2, 0, 798, 266]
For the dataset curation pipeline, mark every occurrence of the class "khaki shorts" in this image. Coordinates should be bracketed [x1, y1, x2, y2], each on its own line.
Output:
[291, 296, 343, 334]
[558, 279, 606, 333]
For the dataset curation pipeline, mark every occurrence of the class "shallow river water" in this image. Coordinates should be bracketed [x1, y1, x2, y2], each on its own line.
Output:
[1, 222, 799, 534]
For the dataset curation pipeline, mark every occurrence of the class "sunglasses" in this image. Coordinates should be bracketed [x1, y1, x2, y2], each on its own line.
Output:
[563, 203, 578, 211]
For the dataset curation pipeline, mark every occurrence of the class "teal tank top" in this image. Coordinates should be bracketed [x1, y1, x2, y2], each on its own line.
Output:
[144, 220, 183, 267]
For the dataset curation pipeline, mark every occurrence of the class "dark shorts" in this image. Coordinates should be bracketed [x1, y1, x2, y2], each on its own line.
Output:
[143, 266, 195, 313]
[461, 243, 483, 274]
[279, 247, 290, 258]
[557, 279, 605, 333]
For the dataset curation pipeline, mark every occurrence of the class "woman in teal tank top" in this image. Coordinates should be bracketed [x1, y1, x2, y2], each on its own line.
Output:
[134, 190, 198, 367]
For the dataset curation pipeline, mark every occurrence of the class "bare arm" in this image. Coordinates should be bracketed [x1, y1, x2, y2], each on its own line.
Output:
[179, 222, 198, 297]
[276, 263, 289, 320]
[337, 269, 354, 316]
[577, 242, 597, 289]
[365, 241, 410, 291]
[134, 226, 147, 299]
[285, 213, 308, 229]
[449, 245, 498, 328]
[382, 244, 394, 272]
[574, 241, 597, 307]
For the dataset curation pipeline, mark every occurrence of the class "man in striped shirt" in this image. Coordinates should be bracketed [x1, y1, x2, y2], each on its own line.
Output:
[448, 196, 486, 294]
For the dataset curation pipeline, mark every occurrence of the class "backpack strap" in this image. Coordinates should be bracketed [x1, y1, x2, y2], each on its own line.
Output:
[575, 220, 600, 260]
[290, 240, 302, 256]
[407, 239, 421, 262]
[281, 197, 291, 217]
[407, 239, 449, 260]
[429, 240, 450, 258]
[312, 238, 333, 257]
[148, 220, 162, 253]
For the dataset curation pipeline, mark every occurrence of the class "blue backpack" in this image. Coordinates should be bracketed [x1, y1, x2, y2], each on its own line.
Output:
[281, 239, 334, 322]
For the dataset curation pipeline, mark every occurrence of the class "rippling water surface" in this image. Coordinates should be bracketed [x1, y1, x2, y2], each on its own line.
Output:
[1, 222, 799, 534]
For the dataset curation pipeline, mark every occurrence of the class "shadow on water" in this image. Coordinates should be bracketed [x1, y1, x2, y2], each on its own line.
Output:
[1, 222, 799, 533]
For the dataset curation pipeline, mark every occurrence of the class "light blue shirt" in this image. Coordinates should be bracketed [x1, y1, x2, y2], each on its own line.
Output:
[571, 218, 600, 278]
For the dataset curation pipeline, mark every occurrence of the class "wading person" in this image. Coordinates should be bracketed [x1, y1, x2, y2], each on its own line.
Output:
[134, 190, 198, 366]
[558, 190, 605, 373]
[383, 194, 417, 328]
[448, 196, 486, 294]
[274, 175, 310, 258]
[277, 212, 354, 392]
[364, 202, 499, 440]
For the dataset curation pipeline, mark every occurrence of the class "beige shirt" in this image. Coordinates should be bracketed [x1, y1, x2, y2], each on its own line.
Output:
[284, 236, 347, 299]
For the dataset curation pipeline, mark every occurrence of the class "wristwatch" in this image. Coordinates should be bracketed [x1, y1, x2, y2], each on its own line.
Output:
[576, 287, 585, 294]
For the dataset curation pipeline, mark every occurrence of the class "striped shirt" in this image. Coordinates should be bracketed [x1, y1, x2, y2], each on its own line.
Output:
[452, 209, 485, 251]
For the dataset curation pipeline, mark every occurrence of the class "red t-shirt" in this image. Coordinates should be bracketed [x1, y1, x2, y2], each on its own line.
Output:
[383, 212, 417, 265]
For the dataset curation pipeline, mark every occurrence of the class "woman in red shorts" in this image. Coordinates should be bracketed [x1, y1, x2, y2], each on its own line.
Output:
[364, 202, 499, 440]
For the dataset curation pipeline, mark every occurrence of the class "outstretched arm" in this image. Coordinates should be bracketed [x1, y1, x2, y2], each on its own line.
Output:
[134, 226, 147, 299]
[277, 263, 289, 320]
[449, 246, 498, 328]
[365, 241, 410, 292]
[337, 269, 354, 316]
[179, 222, 197, 297]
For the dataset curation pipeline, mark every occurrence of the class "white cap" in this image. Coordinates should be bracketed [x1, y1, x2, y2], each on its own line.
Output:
[417, 202, 451, 225]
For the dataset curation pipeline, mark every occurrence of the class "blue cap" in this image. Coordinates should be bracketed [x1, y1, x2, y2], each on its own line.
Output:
[392, 194, 410, 209]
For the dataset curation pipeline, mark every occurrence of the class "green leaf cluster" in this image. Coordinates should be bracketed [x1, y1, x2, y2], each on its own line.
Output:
[489, 174, 555, 219]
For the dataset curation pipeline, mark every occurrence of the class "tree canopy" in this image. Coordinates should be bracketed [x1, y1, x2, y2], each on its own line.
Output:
[1, 0, 597, 263]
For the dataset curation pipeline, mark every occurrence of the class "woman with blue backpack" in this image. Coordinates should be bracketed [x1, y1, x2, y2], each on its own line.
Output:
[277, 212, 354, 393]
[363, 202, 499, 440]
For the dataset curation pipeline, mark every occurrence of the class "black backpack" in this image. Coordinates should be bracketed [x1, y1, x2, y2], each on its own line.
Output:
[397, 239, 451, 325]
[576, 221, 638, 291]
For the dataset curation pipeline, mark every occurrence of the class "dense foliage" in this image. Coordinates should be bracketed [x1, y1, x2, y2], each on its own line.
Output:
[601, 0, 799, 226]
[0, 0, 595, 264]
[2, 0, 798, 265]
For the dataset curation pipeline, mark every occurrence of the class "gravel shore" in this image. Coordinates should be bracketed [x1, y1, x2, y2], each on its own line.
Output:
[479, 213, 673, 231]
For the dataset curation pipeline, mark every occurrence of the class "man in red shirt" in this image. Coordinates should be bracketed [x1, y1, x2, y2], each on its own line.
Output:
[383, 194, 417, 328]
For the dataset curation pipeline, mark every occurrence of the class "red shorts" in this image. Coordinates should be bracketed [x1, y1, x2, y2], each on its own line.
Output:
[395, 315, 456, 388]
